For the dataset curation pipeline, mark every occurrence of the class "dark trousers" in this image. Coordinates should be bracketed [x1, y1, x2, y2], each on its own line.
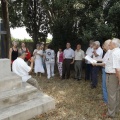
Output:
[91, 66, 100, 87]
[85, 64, 92, 80]
[62, 59, 72, 79]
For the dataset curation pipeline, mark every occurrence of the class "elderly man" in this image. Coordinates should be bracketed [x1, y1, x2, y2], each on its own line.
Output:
[104, 38, 120, 118]
[74, 44, 85, 80]
[12, 51, 39, 89]
[85, 40, 94, 81]
[91, 41, 103, 88]
[93, 40, 111, 104]
[62, 42, 74, 79]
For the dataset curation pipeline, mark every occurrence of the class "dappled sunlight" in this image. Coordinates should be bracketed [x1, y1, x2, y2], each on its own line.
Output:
[32, 72, 120, 120]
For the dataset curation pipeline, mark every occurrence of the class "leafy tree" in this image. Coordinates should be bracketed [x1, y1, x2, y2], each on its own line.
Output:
[8, 0, 49, 48]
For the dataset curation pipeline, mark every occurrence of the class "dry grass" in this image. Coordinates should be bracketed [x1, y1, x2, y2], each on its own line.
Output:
[31, 71, 120, 120]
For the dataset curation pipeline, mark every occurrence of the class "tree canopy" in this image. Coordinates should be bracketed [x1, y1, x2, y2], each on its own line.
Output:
[1, 0, 120, 50]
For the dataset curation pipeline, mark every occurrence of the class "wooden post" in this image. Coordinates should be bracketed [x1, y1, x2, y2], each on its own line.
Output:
[1, 0, 11, 58]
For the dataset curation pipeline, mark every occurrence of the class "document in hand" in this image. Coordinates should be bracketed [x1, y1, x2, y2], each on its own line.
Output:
[85, 55, 97, 64]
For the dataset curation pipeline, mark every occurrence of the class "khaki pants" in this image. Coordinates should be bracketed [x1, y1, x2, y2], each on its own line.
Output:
[106, 74, 120, 117]
[27, 77, 39, 90]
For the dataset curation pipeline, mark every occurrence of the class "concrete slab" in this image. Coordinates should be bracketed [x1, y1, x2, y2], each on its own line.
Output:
[0, 83, 38, 109]
[0, 73, 22, 92]
[0, 93, 55, 120]
[0, 59, 11, 78]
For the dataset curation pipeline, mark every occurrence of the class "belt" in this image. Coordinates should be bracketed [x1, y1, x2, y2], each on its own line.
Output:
[106, 73, 115, 75]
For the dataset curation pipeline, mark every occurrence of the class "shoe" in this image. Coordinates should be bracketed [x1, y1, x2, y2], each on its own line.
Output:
[61, 78, 65, 80]
[91, 85, 96, 89]
[102, 112, 114, 119]
[77, 78, 81, 81]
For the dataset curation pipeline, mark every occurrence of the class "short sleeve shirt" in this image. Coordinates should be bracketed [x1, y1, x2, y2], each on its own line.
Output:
[75, 49, 85, 60]
[112, 48, 120, 69]
[93, 47, 103, 61]
[105, 50, 115, 73]
[63, 48, 74, 59]
[12, 58, 31, 82]
[45, 49, 55, 63]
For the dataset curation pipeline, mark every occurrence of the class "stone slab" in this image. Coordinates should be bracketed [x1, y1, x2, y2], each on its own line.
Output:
[0, 73, 22, 92]
[0, 83, 38, 109]
[0, 59, 11, 78]
[0, 92, 55, 120]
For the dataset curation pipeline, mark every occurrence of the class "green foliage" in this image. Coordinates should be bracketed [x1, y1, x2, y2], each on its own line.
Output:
[8, 0, 49, 49]
[5, 0, 120, 50]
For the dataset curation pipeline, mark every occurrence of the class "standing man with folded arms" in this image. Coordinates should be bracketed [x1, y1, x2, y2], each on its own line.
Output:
[62, 42, 74, 80]
[104, 38, 120, 118]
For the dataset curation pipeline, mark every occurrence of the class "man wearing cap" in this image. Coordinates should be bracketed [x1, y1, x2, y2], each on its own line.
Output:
[12, 50, 39, 89]
[91, 41, 103, 88]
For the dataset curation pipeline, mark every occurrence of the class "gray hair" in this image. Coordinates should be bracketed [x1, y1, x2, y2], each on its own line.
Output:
[111, 38, 120, 47]
[104, 39, 111, 45]
[18, 50, 26, 57]
[94, 41, 100, 46]
[89, 40, 94, 44]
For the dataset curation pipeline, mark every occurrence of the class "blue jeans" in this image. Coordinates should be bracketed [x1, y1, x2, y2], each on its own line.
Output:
[102, 67, 108, 103]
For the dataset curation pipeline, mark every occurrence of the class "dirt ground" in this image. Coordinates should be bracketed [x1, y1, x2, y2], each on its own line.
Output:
[31, 71, 120, 120]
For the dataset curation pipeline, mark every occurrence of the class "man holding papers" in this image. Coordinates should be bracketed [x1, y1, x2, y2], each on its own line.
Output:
[91, 41, 103, 88]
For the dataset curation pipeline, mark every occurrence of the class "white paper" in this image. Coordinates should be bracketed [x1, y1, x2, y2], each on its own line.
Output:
[85, 55, 97, 64]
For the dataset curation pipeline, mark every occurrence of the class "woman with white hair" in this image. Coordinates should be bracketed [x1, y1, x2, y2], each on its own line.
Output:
[9, 41, 18, 70]
[33, 44, 45, 76]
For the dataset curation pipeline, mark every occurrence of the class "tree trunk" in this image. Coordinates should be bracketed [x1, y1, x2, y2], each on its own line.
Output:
[1, 0, 11, 58]
[33, 0, 38, 50]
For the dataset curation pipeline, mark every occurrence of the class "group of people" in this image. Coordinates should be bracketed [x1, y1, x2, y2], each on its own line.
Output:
[9, 38, 120, 118]
[85, 38, 120, 118]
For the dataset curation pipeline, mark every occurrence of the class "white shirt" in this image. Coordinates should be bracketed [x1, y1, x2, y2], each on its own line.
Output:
[102, 50, 111, 64]
[105, 50, 115, 73]
[86, 47, 93, 64]
[63, 48, 74, 59]
[93, 47, 103, 61]
[75, 49, 85, 60]
[33, 49, 43, 59]
[112, 48, 120, 69]
[12, 58, 31, 82]
[45, 49, 55, 63]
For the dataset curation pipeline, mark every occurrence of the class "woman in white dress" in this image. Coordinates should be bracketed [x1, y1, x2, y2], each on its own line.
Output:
[33, 44, 45, 76]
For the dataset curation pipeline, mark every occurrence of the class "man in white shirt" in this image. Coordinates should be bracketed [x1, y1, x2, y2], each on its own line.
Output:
[12, 51, 39, 89]
[104, 38, 120, 118]
[92, 40, 111, 104]
[85, 40, 94, 81]
[62, 42, 74, 79]
[74, 44, 85, 80]
[91, 41, 103, 88]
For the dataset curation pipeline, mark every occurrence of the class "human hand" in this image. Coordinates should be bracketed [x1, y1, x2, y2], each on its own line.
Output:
[29, 57, 34, 63]
[70, 61, 74, 64]
[92, 62, 97, 66]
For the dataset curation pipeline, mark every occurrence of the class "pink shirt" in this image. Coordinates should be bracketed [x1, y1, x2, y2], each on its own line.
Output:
[57, 52, 64, 62]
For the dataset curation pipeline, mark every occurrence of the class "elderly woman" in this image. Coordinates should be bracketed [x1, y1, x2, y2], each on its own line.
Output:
[33, 44, 45, 76]
[9, 41, 18, 70]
